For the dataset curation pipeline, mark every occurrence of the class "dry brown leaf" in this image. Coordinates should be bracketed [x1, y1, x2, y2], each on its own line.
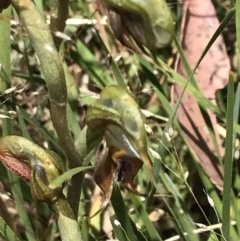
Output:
[173, 0, 230, 191]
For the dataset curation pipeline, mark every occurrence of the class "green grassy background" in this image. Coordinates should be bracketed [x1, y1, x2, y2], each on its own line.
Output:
[0, 0, 240, 240]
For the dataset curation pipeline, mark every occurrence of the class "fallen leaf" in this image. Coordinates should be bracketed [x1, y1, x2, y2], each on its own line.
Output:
[173, 0, 230, 190]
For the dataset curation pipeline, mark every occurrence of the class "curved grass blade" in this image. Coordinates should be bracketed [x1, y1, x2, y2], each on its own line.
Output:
[71, 40, 115, 88]
[221, 73, 235, 241]
[0, 217, 21, 241]
[130, 193, 163, 241]
[50, 166, 93, 188]
[111, 184, 147, 241]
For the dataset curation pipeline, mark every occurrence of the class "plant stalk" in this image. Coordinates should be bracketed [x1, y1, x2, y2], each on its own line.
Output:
[11, 0, 83, 217]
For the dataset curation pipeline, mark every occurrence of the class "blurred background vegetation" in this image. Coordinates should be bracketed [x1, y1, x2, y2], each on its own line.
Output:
[0, 0, 240, 240]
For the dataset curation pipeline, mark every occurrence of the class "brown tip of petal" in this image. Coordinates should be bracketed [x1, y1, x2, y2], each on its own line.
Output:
[0, 154, 31, 181]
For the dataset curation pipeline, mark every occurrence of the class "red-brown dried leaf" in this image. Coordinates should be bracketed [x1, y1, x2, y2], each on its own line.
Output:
[173, 0, 230, 190]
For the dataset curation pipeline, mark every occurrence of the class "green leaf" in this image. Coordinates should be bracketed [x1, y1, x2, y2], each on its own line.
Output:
[111, 185, 147, 241]
[130, 193, 163, 241]
[50, 166, 93, 188]
[0, 217, 21, 241]
[221, 73, 235, 241]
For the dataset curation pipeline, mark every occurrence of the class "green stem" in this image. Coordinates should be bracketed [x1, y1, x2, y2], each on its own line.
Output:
[52, 194, 82, 241]
[0, 6, 37, 241]
[49, 0, 69, 50]
[11, 0, 83, 216]
[0, 5, 12, 134]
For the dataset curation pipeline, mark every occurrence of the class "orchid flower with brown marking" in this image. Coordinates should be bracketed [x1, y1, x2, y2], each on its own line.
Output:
[86, 85, 154, 214]
[103, 0, 175, 54]
[0, 135, 81, 240]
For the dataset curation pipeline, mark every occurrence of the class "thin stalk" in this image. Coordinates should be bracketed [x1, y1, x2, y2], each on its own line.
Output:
[11, 0, 84, 216]
[221, 73, 235, 241]
[0, 5, 36, 240]
[0, 5, 12, 134]
[0, 5, 17, 237]
[49, 0, 69, 50]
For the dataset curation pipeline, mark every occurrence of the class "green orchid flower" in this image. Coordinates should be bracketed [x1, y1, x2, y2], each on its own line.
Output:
[104, 0, 175, 53]
[86, 85, 154, 209]
[0, 135, 65, 203]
